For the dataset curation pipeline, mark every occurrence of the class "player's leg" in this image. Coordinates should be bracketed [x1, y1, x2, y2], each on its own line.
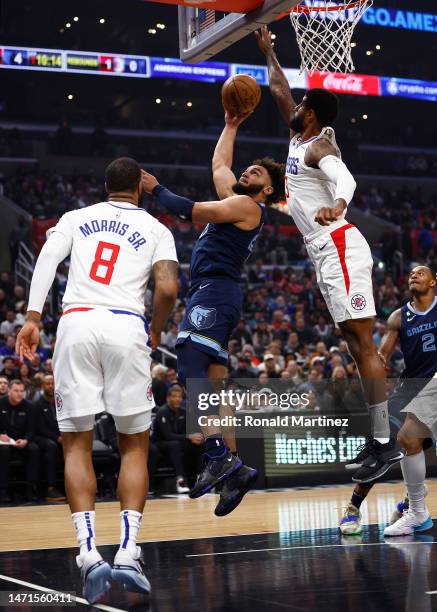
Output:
[54, 312, 111, 604]
[385, 414, 433, 536]
[60, 420, 112, 604]
[177, 338, 242, 498]
[111, 415, 151, 594]
[340, 483, 374, 535]
[100, 312, 154, 594]
[208, 362, 258, 517]
[339, 317, 405, 483]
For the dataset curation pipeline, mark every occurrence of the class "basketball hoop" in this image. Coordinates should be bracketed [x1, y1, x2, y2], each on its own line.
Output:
[287, 0, 373, 74]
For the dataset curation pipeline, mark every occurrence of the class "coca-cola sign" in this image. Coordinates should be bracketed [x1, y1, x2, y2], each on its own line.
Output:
[308, 72, 381, 96]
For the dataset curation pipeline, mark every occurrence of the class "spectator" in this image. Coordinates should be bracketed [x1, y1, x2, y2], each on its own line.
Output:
[42, 359, 54, 375]
[0, 335, 16, 357]
[1, 356, 17, 380]
[151, 364, 168, 408]
[162, 323, 178, 351]
[313, 316, 333, 343]
[0, 376, 8, 398]
[33, 375, 66, 502]
[0, 380, 40, 502]
[0, 310, 17, 336]
[166, 367, 178, 386]
[152, 386, 203, 492]
[258, 353, 281, 378]
[230, 356, 257, 379]
[230, 320, 253, 349]
[18, 363, 32, 390]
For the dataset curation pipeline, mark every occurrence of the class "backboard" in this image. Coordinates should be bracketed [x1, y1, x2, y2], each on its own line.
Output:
[177, 0, 301, 63]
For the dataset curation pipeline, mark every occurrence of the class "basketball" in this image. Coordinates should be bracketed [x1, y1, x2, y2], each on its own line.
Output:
[221, 74, 261, 116]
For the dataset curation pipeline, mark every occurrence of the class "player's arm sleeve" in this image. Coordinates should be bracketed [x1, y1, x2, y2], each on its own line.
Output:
[27, 215, 73, 313]
[151, 226, 179, 266]
[318, 155, 357, 206]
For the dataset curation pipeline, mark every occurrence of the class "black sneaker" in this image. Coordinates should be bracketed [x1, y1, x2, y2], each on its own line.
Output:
[352, 438, 405, 484]
[214, 464, 258, 517]
[189, 450, 242, 499]
[345, 437, 374, 470]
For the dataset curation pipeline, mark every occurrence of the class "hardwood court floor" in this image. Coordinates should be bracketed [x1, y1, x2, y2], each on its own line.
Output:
[1, 483, 437, 612]
[0, 481, 433, 552]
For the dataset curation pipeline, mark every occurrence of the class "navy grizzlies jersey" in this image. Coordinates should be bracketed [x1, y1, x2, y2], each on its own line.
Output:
[400, 297, 437, 379]
[189, 203, 265, 286]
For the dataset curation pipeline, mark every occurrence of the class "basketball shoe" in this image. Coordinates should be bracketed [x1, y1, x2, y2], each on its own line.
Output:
[339, 503, 362, 535]
[76, 549, 112, 604]
[214, 463, 258, 516]
[384, 509, 433, 536]
[351, 438, 405, 484]
[189, 450, 242, 499]
[112, 545, 151, 594]
[390, 486, 428, 524]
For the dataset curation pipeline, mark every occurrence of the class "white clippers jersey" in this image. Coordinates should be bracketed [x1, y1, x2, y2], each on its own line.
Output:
[48, 201, 178, 315]
[285, 126, 345, 238]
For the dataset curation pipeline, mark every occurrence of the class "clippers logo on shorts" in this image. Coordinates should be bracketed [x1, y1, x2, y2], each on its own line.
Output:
[55, 392, 63, 414]
[188, 306, 217, 330]
[147, 383, 153, 402]
[351, 294, 367, 311]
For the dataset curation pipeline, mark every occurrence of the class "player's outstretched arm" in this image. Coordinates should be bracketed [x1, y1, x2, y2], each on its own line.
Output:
[192, 195, 259, 225]
[16, 229, 72, 360]
[378, 309, 402, 367]
[212, 112, 250, 200]
[142, 170, 260, 226]
[307, 138, 357, 226]
[255, 26, 296, 134]
[151, 260, 178, 350]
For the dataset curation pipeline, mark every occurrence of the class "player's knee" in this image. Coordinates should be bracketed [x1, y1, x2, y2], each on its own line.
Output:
[397, 430, 422, 454]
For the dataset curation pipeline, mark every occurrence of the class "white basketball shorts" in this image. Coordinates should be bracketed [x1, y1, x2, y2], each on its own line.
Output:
[53, 308, 154, 428]
[305, 223, 376, 323]
[401, 374, 437, 438]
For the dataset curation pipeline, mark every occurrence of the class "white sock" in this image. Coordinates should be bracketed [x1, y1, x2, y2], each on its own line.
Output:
[401, 451, 427, 514]
[369, 400, 390, 441]
[119, 510, 142, 556]
[72, 511, 97, 557]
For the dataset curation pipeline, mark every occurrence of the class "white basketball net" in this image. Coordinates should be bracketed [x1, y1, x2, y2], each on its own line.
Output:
[289, 0, 373, 74]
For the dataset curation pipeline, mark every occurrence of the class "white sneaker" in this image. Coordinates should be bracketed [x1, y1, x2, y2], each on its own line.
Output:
[384, 509, 433, 536]
[76, 548, 111, 604]
[339, 503, 362, 535]
[112, 545, 151, 594]
[390, 484, 428, 524]
[176, 476, 190, 494]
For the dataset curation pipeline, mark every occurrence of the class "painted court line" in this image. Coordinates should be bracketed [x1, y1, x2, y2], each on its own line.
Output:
[186, 540, 437, 558]
[0, 574, 127, 612]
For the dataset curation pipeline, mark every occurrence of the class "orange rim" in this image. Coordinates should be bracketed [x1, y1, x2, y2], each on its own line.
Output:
[289, 0, 367, 13]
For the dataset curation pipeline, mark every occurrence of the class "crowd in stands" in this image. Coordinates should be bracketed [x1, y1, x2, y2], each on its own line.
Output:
[1, 162, 436, 505]
[0, 248, 423, 506]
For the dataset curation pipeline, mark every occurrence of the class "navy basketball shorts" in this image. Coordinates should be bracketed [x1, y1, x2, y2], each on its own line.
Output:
[176, 279, 242, 366]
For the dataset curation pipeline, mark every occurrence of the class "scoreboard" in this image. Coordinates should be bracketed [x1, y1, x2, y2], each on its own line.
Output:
[0, 47, 63, 70]
[0, 45, 151, 78]
[1, 44, 437, 103]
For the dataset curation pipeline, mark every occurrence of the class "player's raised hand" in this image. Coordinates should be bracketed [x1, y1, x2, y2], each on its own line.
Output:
[255, 26, 274, 55]
[225, 110, 253, 127]
[141, 169, 159, 194]
[16, 320, 40, 361]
